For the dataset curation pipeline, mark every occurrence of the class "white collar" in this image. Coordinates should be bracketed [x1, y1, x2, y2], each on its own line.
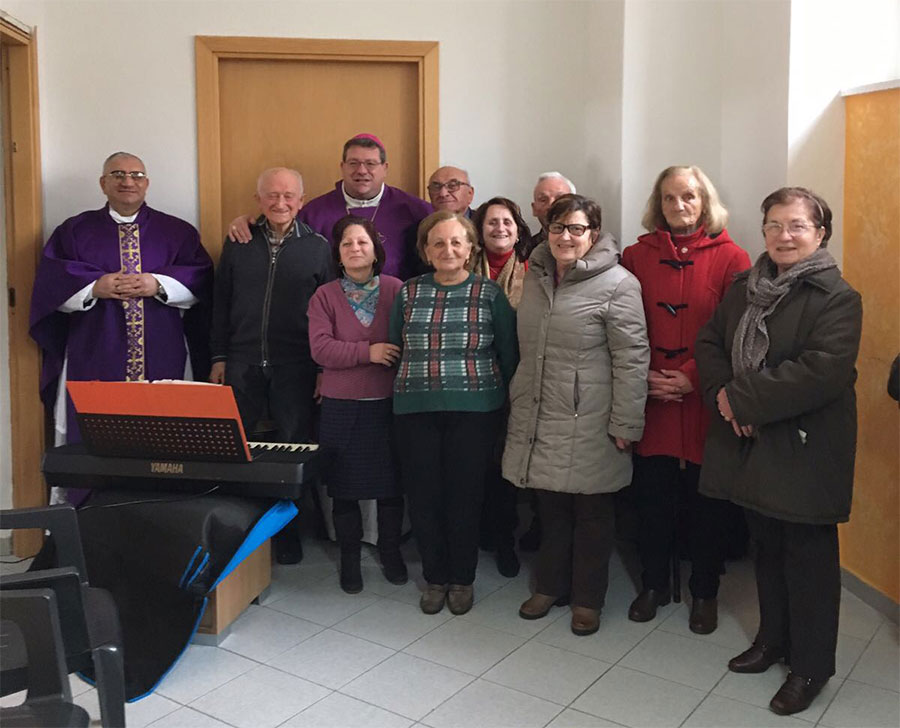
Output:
[341, 183, 384, 208]
[108, 207, 139, 224]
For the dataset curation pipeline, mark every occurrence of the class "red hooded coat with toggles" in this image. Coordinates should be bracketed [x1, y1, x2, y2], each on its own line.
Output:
[621, 227, 750, 464]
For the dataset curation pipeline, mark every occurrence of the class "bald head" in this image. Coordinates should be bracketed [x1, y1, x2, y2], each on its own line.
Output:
[102, 151, 145, 176]
[427, 166, 474, 214]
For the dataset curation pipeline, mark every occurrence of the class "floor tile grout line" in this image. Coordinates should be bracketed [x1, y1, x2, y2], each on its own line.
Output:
[841, 676, 900, 695]
[677, 666, 743, 728]
[477, 670, 598, 709]
[252, 630, 400, 692]
[838, 610, 888, 684]
[327, 609, 456, 652]
[377, 667, 478, 725]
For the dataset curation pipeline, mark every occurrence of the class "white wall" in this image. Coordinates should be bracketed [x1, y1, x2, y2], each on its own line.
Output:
[787, 0, 900, 264]
[25, 0, 624, 240]
[620, 0, 725, 249]
[619, 0, 793, 259]
[719, 0, 791, 259]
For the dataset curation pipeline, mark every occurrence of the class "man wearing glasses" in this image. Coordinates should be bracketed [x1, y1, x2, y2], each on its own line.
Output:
[29, 151, 213, 448]
[229, 134, 432, 281]
[427, 166, 475, 217]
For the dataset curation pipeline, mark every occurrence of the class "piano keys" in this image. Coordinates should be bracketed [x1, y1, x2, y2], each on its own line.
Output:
[42, 442, 320, 500]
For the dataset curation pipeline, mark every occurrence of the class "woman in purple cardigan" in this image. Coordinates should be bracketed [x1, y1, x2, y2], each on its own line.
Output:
[308, 215, 405, 593]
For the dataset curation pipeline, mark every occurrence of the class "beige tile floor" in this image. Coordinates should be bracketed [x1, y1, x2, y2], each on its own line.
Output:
[3, 532, 898, 728]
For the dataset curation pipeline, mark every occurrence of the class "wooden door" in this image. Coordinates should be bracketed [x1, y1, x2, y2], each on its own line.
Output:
[1, 18, 45, 555]
[196, 37, 439, 261]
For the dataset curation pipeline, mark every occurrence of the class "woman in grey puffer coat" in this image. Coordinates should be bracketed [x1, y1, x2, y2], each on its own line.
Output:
[503, 194, 649, 636]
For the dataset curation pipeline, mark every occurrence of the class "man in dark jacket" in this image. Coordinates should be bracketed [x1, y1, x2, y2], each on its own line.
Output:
[211, 167, 334, 562]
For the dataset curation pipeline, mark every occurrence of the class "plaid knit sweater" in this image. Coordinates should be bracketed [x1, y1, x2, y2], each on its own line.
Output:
[389, 273, 518, 414]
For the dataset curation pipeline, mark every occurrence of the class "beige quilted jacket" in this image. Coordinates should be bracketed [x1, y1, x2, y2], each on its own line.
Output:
[502, 234, 649, 494]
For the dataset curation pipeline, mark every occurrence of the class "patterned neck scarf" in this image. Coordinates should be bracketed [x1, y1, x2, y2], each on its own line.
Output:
[731, 248, 837, 378]
[341, 274, 380, 327]
[472, 248, 526, 309]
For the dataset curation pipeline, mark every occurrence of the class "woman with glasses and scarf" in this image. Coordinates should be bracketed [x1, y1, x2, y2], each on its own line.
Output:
[695, 187, 862, 716]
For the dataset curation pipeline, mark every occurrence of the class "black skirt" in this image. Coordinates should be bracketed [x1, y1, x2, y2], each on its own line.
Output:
[318, 397, 400, 500]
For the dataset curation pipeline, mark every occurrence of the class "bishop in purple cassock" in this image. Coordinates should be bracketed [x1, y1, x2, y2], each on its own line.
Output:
[298, 134, 432, 280]
[29, 152, 213, 445]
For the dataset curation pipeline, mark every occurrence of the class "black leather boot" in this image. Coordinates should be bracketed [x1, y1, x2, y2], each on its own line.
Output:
[376, 499, 408, 585]
[333, 504, 363, 594]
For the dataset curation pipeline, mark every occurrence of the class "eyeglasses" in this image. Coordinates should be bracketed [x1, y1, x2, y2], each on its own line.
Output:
[548, 222, 591, 236]
[344, 160, 383, 171]
[762, 221, 821, 237]
[427, 180, 471, 194]
[106, 170, 147, 181]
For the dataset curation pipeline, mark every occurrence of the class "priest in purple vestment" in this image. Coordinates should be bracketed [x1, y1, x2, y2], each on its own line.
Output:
[29, 152, 213, 445]
[227, 134, 432, 280]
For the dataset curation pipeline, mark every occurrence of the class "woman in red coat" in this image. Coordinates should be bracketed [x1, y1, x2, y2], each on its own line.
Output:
[621, 165, 750, 634]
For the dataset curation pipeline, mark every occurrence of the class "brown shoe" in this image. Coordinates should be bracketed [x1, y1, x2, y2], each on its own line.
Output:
[689, 597, 718, 634]
[570, 606, 600, 636]
[769, 673, 827, 715]
[519, 593, 569, 620]
[447, 584, 474, 615]
[420, 583, 448, 614]
[628, 589, 670, 622]
[728, 642, 787, 673]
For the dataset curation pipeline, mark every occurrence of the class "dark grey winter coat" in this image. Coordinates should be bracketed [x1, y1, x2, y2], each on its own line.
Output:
[695, 265, 862, 524]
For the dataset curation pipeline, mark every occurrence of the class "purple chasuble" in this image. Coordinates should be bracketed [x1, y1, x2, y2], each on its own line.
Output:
[29, 204, 213, 442]
[299, 183, 432, 280]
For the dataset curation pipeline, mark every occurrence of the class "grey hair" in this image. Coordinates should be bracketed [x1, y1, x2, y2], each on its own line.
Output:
[102, 152, 144, 174]
[256, 167, 304, 195]
[431, 165, 473, 186]
[535, 172, 576, 194]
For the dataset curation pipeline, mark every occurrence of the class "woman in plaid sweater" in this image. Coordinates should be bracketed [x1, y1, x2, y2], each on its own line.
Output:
[390, 210, 519, 616]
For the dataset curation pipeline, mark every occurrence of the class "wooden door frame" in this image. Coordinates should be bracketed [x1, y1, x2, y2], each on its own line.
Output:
[2, 17, 45, 555]
[195, 36, 439, 251]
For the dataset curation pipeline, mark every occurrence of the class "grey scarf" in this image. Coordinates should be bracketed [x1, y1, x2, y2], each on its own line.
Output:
[731, 248, 837, 378]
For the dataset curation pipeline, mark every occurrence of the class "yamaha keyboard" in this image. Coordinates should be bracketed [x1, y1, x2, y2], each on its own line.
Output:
[42, 442, 320, 500]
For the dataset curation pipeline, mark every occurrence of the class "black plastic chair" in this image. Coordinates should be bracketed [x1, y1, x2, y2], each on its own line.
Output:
[0, 505, 125, 727]
[0, 589, 91, 727]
